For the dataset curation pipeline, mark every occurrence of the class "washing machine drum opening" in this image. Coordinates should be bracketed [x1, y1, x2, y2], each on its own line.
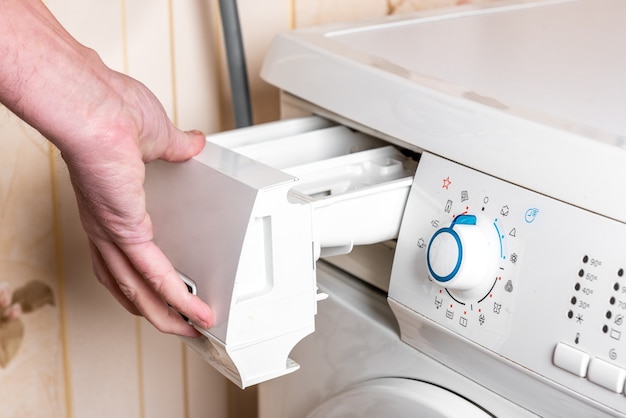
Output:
[306, 378, 493, 418]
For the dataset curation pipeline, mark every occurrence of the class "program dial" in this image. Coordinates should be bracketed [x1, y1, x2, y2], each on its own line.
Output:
[426, 214, 501, 300]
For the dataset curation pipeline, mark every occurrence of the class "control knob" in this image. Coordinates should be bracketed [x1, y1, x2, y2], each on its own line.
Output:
[426, 214, 500, 299]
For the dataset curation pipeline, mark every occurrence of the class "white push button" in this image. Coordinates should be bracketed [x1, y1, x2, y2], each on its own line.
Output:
[553, 343, 590, 377]
[587, 358, 626, 393]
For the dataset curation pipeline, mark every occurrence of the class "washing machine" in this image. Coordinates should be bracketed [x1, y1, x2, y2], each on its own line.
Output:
[256, 1, 626, 415]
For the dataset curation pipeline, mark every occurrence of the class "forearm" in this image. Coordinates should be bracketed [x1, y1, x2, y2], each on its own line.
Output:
[0, 0, 116, 152]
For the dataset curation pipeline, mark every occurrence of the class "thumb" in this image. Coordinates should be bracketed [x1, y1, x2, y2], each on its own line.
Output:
[160, 129, 206, 162]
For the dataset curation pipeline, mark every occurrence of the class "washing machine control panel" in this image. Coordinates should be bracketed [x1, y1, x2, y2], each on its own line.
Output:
[389, 152, 626, 415]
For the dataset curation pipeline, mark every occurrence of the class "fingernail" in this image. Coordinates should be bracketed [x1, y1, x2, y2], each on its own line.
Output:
[199, 312, 214, 330]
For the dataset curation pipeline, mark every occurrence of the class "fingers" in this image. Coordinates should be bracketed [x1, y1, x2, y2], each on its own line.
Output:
[118, 239, 215, 330]
[90, 239, 213, 337]
[89, 241, 141, 316]
[159, 128, 206, 163]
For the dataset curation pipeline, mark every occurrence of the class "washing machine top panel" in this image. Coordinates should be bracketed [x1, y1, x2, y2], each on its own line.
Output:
[327, 0, 626, 139]
[262, 0, 626, 223]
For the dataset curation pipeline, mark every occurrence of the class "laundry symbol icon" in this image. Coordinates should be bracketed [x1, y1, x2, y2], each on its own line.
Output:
[525, 208, 539, 223]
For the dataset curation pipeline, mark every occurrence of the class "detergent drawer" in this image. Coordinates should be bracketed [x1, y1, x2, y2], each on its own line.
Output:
[144, 115, 416, 388]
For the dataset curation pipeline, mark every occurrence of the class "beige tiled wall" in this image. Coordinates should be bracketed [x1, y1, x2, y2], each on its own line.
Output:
[0, 0, 499, 417]
[0, 1, 232, 417]
[0, 111, 66, 417]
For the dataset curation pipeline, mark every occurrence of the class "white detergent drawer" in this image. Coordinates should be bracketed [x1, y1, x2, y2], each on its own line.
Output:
[144, 116, 416, 389]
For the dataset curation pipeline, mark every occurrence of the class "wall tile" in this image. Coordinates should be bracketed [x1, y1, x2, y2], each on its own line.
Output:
[140, 322, 185, 418]
[46, 0, 126, 72]
[124, 0, 175, 117]
[238, 0, 292, 125]
[0, 108, 66, 417]
[186, 347, 229, 418]
[55, 155, 142, 417]
[171, 0, 223, 134]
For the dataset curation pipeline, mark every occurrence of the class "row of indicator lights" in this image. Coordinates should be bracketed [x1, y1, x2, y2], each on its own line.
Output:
[603, 268, 625, 335]
[574, 255, 625, 336]
[566, 257, 624, 332]
[567, 266, 587, 315]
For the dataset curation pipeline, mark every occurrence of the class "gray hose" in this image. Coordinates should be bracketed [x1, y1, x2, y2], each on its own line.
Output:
[218, 0, 253, 128]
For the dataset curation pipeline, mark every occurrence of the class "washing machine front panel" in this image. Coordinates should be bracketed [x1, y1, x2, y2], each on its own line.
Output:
[390, 152, 626, 416]
[258, 262, 534, 418]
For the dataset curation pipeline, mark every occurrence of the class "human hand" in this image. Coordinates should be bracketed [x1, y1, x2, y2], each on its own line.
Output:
[60, 72, 214, 337]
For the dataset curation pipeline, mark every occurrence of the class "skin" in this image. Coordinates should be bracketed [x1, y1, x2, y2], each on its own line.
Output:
[0, 0, 214, 336]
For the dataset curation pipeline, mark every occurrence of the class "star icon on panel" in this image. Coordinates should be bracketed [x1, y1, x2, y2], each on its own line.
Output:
[442, 176, 452, 189]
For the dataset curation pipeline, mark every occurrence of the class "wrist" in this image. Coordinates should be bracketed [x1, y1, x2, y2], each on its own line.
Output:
[0, 0, 122, 152]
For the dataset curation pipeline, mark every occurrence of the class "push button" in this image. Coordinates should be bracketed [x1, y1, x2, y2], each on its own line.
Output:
[587, 357, 626, 393]
[553, 342, 590, 377]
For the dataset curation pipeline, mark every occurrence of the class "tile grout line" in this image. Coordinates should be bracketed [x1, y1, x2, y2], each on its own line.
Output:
[48, 143, 74, 418]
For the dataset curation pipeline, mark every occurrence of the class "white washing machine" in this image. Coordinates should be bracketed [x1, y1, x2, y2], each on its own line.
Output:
[256, 1, 626, 415]
[146, 1, 626, 416]
[258, 261, 532, 417]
